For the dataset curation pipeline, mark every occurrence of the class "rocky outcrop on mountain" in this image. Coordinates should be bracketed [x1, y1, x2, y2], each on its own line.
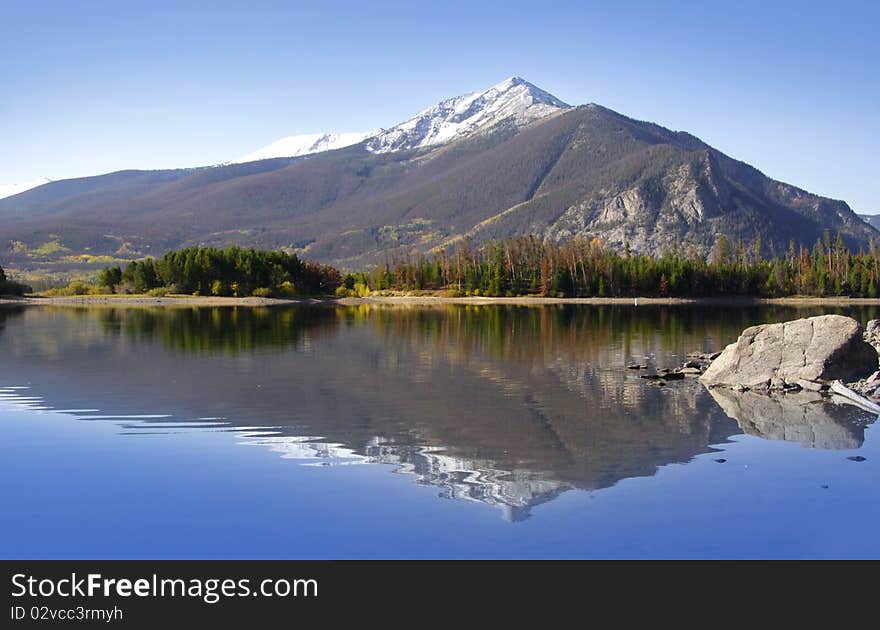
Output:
[700, 315, 879, 391]
[860, 214, 880, 231]
[540, 140, 876, 260]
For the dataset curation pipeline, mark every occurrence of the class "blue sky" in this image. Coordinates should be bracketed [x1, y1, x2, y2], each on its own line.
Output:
[1, 0, 878, 210]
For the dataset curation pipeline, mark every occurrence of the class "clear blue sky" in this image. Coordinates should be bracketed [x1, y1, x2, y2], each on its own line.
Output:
[2, 0, 878, 210]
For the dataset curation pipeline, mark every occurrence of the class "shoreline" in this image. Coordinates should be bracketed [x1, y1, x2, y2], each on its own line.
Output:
[0, 295, 325, 307]
[5, 294, 880, 307]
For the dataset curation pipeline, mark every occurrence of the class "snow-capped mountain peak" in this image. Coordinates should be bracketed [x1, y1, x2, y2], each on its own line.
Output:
[232, 77, 568, 164]
[234, 131, 375, 163]
[365, 76, 570, 154]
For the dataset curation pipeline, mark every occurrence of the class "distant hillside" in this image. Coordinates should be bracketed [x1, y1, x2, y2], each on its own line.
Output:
[0, 158, 300, 257]
[1, 78, 875, 271]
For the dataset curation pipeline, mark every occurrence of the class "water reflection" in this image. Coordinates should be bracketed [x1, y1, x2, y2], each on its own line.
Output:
[707, 388, 874, 450]
[0, 303, 876, 520]
[0, 305, 24, 334]
[96, 306, 340, 354]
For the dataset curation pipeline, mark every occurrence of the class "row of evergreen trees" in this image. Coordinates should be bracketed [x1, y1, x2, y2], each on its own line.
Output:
[77, 231, 880, 299]
[0, 264, 31, 296]
[345, 233, 880, 298]
[97, 246, 342, 297]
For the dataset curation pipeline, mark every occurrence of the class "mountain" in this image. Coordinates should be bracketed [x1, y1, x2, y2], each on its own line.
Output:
[234, 131, 375, 163]
[0, 178, 51, 201]
[860, 214, 880, 231]
[366, 76, 569, 153]
[1, 77, 876, 271]
[234, 76, 566, 160]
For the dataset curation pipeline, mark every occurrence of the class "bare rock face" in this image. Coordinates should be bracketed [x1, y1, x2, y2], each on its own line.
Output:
[700, 315, 878, 391]
[864, 319, 880, 350]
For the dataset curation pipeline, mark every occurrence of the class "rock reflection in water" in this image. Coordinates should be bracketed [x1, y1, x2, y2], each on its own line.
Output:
[706, 387, 875, 449]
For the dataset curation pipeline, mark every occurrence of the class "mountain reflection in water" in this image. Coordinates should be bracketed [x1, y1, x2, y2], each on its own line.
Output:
[0, 303, 876, 520]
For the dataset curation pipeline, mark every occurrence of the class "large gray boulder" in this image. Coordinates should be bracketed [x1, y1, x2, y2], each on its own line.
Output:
[700, 315, 878, 390]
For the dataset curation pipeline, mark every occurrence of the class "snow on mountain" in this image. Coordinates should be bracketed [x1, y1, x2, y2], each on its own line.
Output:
[232, 77, 568, 164]
[234, 131, 375, 163]
[0, 178, 51, 200]
[366, 76, 570, 154]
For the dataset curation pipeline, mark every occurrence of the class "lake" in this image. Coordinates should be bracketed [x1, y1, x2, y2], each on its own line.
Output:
[1, 303, 878, 559]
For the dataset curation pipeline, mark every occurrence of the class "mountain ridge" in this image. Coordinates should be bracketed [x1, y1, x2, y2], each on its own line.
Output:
[0, 78, 875, 271]
[0, 178, 52, 201]
[234, 131, 376, 163]
[228, 76, 569, 162]
[365, 76, 570, 153]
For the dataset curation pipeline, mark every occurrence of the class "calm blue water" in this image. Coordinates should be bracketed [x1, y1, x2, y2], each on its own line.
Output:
[0, 304, 877, 559]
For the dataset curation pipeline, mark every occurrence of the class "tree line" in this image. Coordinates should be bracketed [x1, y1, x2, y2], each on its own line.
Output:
[50, 229, 880, 299]
[93, 246, 342, 297]
[342, 232, 880, 298]
[0, 264, 31, 296]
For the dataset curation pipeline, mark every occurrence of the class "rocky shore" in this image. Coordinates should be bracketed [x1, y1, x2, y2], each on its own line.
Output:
[690, 314, 880, 410]
[634, 314, 880, 408]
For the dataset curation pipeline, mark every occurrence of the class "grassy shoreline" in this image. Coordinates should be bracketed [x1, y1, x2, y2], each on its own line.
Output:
[5, 294, 880, 307]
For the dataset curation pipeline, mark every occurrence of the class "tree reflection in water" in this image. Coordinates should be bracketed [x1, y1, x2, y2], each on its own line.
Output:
[0, 303, 875, 519]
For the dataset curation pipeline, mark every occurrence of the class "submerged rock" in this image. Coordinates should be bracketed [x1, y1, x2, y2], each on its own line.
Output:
[700, 315, 878, 391]
[687, 352, 720, 361]
[677, 367, 702, 375]
[795, 379, 827, 392]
